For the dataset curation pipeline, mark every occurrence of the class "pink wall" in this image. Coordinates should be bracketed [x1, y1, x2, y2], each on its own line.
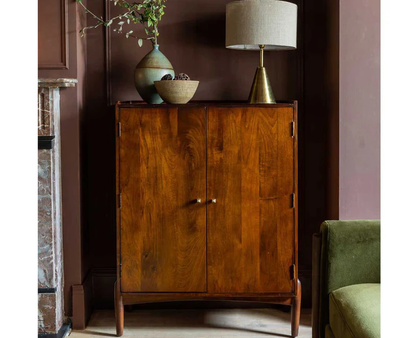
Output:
[339, 0, 380, 219]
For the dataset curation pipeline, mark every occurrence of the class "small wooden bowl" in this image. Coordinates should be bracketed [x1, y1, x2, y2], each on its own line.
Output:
[154, 80, 199, 104]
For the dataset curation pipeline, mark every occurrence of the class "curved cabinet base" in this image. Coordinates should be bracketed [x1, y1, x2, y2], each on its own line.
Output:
[114, 279, 302, 337]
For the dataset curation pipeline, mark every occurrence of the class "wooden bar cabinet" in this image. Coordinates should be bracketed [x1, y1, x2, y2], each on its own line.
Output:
[114, 102, 300, 337]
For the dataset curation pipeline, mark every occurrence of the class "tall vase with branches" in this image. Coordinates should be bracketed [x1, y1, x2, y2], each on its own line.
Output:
[77, 0, 174, 104]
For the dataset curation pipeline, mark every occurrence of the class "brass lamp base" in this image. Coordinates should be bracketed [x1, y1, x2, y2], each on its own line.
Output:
[248, 44, 276, 104]
[248, 66, 276, 104]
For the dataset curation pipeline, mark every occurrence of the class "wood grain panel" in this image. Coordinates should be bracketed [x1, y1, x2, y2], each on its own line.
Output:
[207, 106, 295, 293]
[119, 107, 207, 292]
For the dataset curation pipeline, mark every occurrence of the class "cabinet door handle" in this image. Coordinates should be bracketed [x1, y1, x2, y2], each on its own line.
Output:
[196, 199, 202, 203]
[211, 199, 217, 204]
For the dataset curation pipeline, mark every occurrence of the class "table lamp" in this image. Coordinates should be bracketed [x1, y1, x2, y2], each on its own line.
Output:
[226, 0, 298, 104]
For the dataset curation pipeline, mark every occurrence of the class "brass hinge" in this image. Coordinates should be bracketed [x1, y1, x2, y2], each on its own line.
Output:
[118, 122, 121, 137]
[291, 121, 295, 138]
[118, 194, 122, 208]
[290, 264, 296, 280]
[292, 193, 296, 208]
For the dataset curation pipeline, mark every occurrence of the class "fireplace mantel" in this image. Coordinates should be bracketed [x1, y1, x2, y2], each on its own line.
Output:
[38, 78, 77, 338]
[38, 78, 78, 88]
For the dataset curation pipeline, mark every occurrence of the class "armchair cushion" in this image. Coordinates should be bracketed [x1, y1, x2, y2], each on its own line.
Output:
[329, 283, 380, 338]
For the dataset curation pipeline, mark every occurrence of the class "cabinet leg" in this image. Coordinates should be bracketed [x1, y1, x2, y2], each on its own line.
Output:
[114, 280, 124, 337]
[291, 279, 302, 337]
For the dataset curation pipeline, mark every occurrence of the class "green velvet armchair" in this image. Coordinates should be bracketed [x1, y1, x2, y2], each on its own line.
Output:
[312, 220, 380, 338]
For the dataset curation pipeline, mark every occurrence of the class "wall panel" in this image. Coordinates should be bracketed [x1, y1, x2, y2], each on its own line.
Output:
[38, 0, 68, 69]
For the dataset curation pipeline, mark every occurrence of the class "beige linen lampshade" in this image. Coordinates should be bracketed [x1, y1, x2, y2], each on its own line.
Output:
[226, 0, 298, 103]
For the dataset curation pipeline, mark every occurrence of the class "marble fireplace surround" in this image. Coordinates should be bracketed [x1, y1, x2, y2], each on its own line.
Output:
[38, 78, 77, 338]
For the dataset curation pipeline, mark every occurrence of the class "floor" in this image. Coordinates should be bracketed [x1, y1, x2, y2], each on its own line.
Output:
[70, 308, 312, 338]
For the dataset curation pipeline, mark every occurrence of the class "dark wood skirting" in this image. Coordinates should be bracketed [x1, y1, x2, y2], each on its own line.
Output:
[71, 271, 93, 330]
[71, 285, 86, 330]
[299, 269, 312, 308]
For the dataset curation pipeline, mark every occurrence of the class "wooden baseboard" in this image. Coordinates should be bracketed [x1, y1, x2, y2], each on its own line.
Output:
[92, 268, 117, 309]
[71, 271, 93, 330]
[71, 285, 85, 330]
[299, 269, 312, 308]
[70, 268, 116, 329]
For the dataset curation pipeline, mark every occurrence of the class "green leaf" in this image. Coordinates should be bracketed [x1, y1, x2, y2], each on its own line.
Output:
[138, 39, 143, 47]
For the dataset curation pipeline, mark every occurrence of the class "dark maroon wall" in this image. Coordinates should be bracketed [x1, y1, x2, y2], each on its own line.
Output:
[109, 0, 301, 103]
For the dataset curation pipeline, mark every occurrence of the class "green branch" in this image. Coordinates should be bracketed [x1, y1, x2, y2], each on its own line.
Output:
[77, 0, 167, 47]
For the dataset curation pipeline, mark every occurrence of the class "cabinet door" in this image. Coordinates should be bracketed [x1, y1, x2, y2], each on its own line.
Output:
[119, 107, 207, 292]
[207, 106, 295, 293]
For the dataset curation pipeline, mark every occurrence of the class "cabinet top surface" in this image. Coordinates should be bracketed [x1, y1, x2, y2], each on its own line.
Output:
[116, 100, 297, 109]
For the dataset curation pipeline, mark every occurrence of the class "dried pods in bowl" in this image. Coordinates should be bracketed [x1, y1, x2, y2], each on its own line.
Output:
[161, 74, 173, 80]
[175, 73, 191, 80]
[160, 73, 191, 81]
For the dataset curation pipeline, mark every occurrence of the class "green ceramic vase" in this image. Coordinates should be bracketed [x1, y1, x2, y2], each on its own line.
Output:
[134, 45, 174, 104]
